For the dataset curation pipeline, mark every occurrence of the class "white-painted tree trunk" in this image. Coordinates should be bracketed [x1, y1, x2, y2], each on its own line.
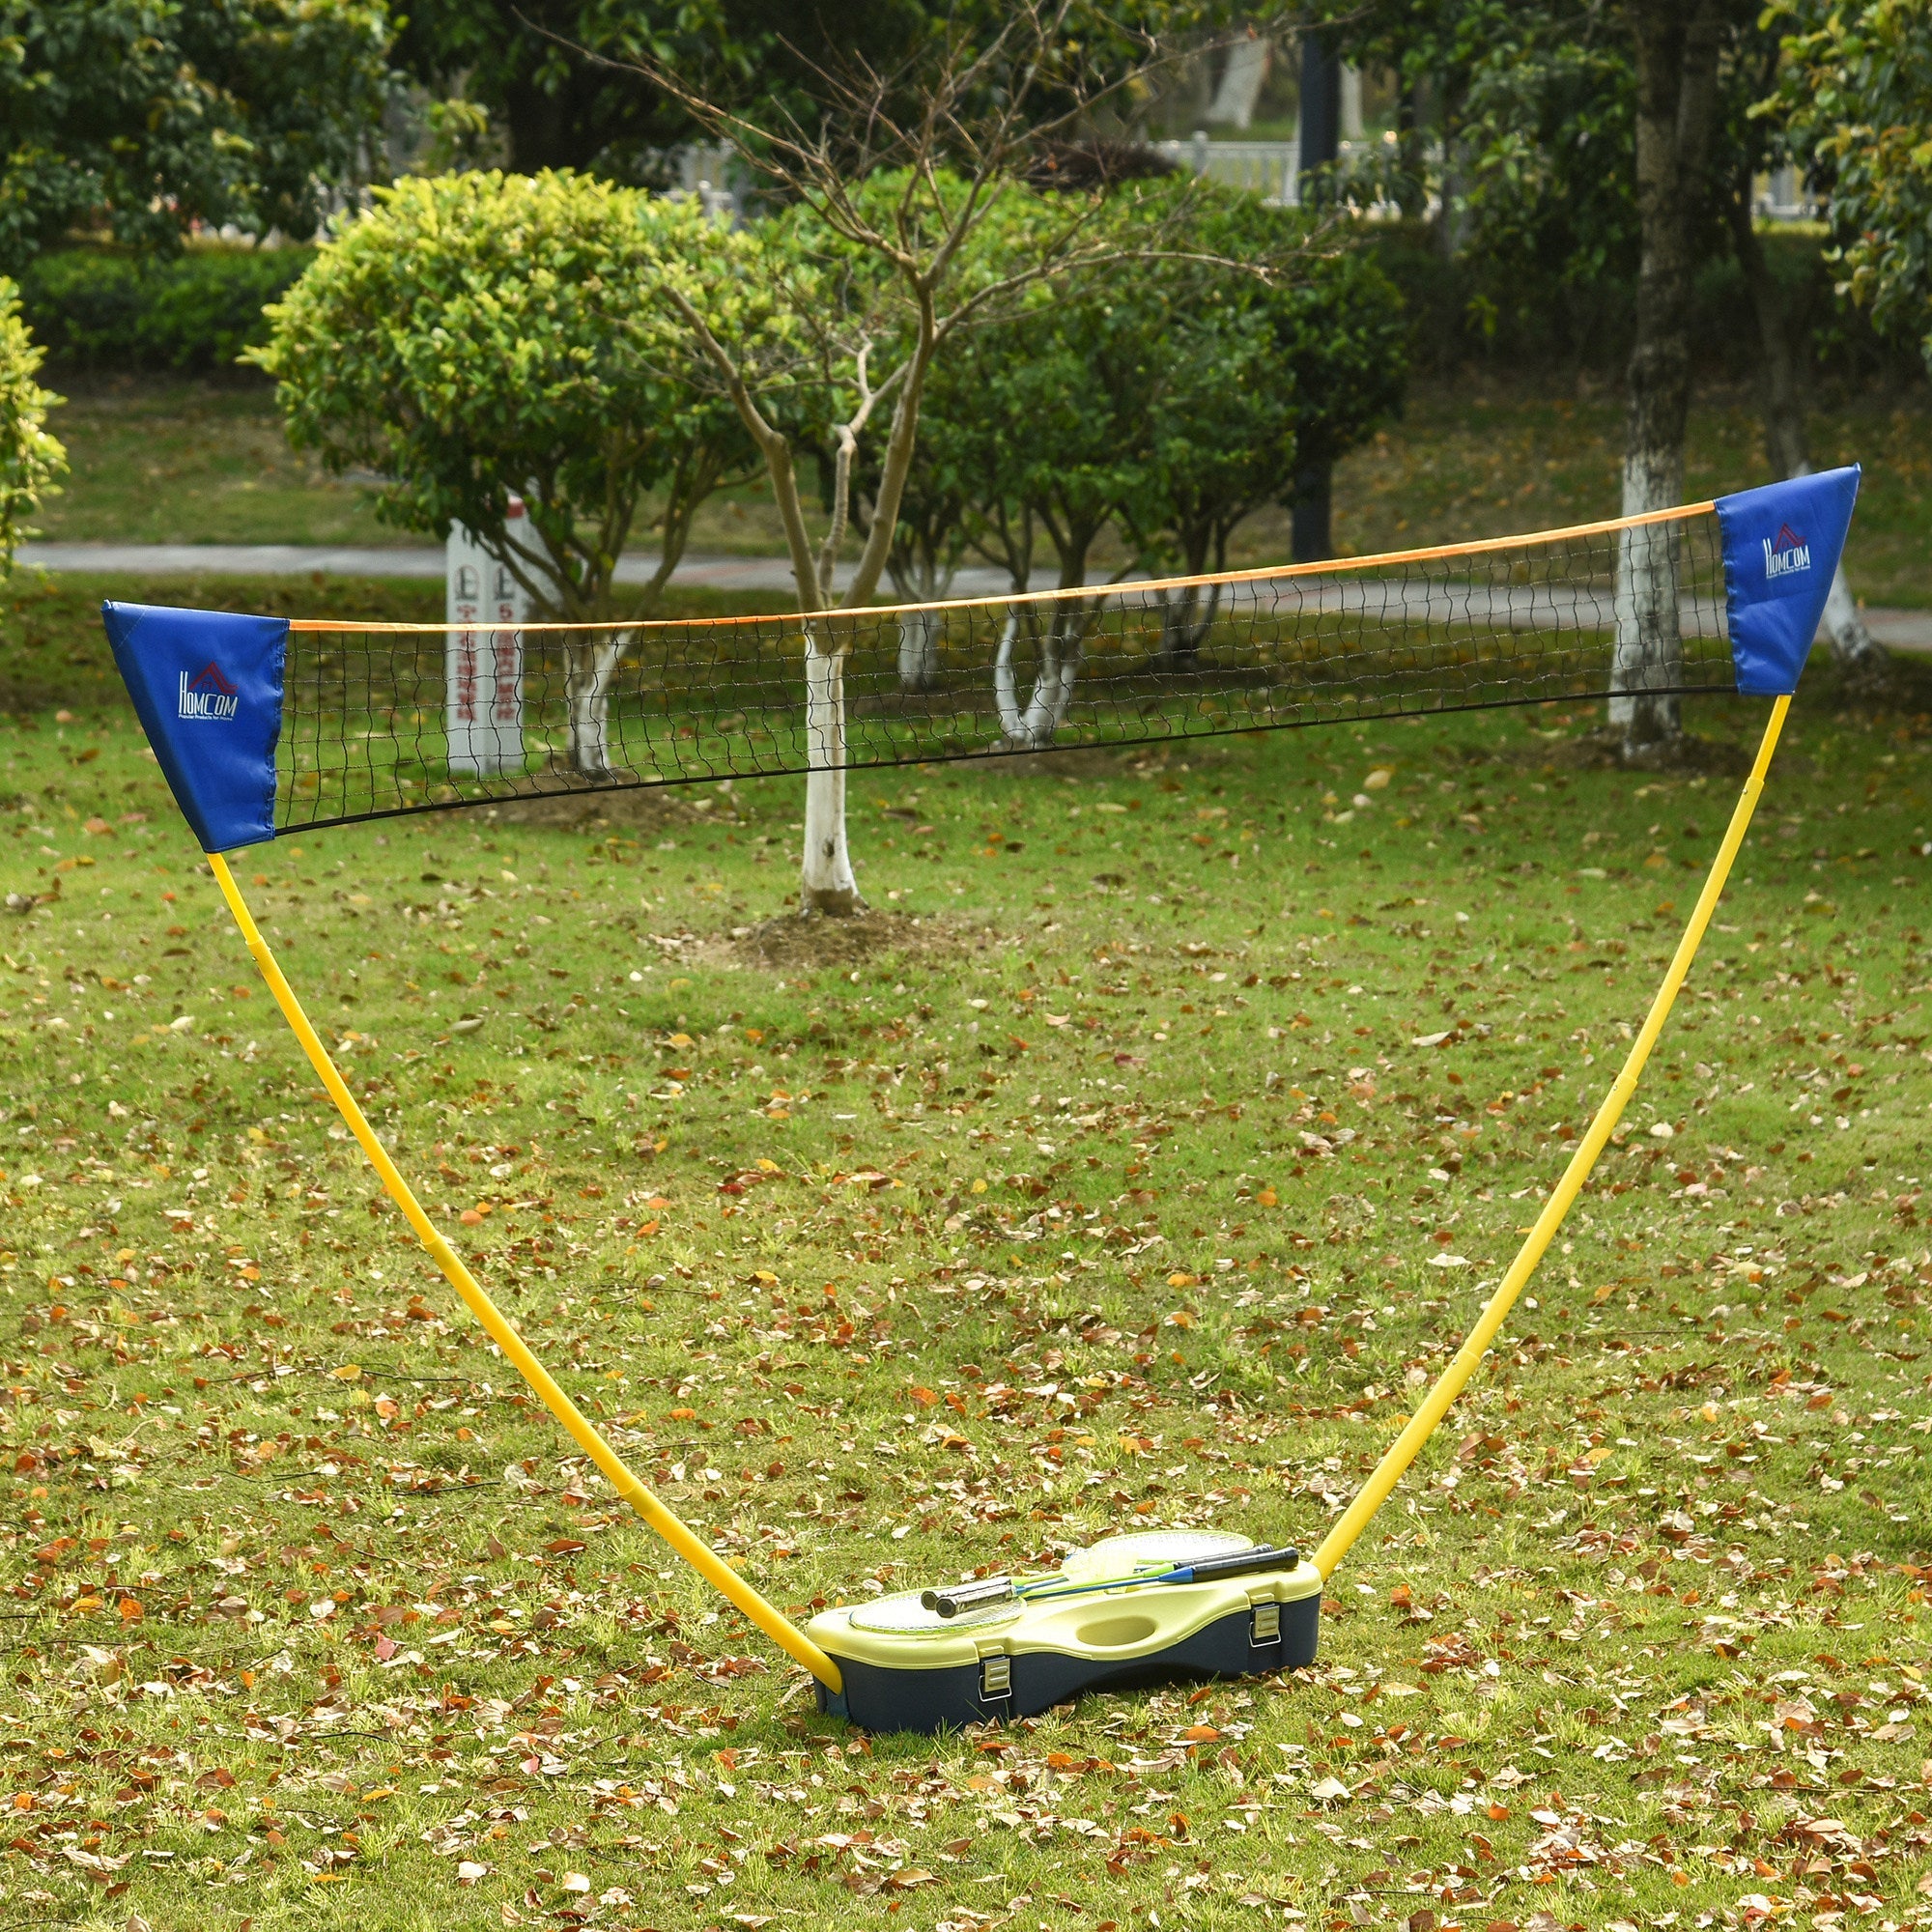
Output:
[896, 607, 945, 693]
[1786, 462, 1888, 687]
[1207, 34, 1270, 129]
[564, 636, 630, 778]
[888, 554, 954, 693]
[1608, 448, 1683, 752]
[1820, 563, 1883, 675]
[801, 628, 863, 915]
[994, 612, 1082, 750]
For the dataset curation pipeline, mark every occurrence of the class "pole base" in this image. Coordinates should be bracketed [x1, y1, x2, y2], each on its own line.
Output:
[806, 1531, 1322, 1734]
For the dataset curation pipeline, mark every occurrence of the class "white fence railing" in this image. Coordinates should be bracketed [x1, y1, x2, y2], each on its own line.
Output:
[1154, 134, 1297, 204]
[1150, 134, 1820, 224]
[670, 134, 1821, 229]
[1150, 134, 1393, 208]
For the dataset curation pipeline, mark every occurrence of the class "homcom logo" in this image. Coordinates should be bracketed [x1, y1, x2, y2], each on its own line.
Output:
[1763, 522, 1810, 581]
[178, 662, 240, 721]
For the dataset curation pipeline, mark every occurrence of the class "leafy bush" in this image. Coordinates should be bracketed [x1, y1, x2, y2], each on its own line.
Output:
[250, 170, 757, 773]
[250, 172, 753, 622]
[0, 278, 68, 572]
[16, 247, 315, 373]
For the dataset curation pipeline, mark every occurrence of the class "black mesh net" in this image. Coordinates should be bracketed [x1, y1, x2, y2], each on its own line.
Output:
[277, 510, 1734, 835]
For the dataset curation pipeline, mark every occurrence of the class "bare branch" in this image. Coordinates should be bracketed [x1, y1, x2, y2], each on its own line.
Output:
[658, 282, 823, 611]
[815, 338, 885, 602]
[537, 0, 1161, 232]
[523, 0, 1264, 627]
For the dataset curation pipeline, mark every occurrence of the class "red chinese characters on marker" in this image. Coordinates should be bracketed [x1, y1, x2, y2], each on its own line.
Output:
[445, 497, 527, 777]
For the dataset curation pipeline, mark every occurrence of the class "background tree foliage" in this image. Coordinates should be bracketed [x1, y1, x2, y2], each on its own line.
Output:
[0, 0, 392, 273]
[387, 0, 1204, 182]
[1306, 0, 1905, 737]
[924, 183, 1403, 592]
[855, 179, 1405, 735]
[389, 0, 747, 178]
[0, 276, 66, 573]
[632, 0, 1238, 918]
[1776, 0, 1932, 375]
[1132, 189, 1406, 663]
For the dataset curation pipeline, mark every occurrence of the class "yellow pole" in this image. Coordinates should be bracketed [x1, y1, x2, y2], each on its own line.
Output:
[1312, 695, 1791, 1580]
[206, 852, 843, 1694]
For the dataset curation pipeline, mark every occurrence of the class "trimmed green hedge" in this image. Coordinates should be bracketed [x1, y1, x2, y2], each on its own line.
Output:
[15, 246, 315, 373]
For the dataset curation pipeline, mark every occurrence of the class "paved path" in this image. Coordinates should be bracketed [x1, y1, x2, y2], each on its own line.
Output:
[17, 541, 1025, 597]
[18, 541, 1930, 649]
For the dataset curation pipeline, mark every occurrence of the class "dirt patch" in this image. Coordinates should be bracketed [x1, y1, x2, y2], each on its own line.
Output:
[882, 733, 1226, 782]
[479, 781, 729, 834]
[726, 908, 991, 973]
[1495, 727, 1756, 776]
[0, 679, 78, 715]
[955, 741, 1158, 781]
[1844, 649, 1932, 725]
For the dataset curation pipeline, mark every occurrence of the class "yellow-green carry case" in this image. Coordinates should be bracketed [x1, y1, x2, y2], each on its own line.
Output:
[809, 1532, 1323, 1732]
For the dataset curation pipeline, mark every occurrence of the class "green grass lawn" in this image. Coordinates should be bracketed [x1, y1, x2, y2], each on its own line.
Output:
[30, 380, 404, 550]
[27, 379, 823, 561]
[0, 611, 1930, 1930]
[30, 375, 1931, 611]
[1310, 380, 1932, 611]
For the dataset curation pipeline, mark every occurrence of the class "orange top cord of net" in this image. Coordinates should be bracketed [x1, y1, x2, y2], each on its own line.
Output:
[286, 498, 1721, 635]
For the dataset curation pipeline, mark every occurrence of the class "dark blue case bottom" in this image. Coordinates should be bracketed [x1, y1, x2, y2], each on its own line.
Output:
[816, 1594, 1321, 1734]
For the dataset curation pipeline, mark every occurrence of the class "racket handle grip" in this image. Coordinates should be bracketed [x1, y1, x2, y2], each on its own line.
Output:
[1182, 1545, 1301, 1584]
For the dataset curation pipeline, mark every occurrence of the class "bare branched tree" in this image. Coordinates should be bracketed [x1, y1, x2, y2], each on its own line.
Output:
[572, 2, 1240, 914]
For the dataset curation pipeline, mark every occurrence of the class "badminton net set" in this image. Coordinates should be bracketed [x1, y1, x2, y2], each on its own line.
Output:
[99, 468, 1859, 1731]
